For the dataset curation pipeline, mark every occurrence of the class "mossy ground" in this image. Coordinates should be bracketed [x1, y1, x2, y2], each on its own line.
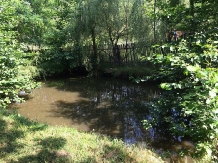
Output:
[0, 108, 165, 163]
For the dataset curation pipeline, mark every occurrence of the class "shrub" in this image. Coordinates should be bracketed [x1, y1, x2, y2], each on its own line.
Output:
[144, 38, 218, 160]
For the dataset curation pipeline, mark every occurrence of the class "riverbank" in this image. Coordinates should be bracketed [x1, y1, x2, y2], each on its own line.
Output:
[103, 66, 156, 79]
[0, 107, 165, 163]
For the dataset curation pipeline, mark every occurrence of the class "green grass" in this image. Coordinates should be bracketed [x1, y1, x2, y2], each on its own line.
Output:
[103, 64, 157, 79]
[0, 108, 165, 163]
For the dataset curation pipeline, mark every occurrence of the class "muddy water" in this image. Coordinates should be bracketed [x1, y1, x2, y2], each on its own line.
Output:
[14, 77, 170, 145]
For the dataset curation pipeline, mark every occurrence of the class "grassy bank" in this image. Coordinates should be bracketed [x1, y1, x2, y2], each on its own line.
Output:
[102, 64, 157, 79]
[0, 108, 165, 163]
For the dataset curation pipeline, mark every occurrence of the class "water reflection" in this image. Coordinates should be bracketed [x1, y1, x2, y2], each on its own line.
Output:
[14, 77, 168, 145]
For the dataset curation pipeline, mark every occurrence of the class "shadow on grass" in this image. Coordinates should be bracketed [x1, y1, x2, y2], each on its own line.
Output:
[0, 106, 163, 162]
[0, 108, 48, 162]
[1, 108, 96, 163]
[71, 143, 138, 163]
[10, 137, 70, 163]
[99, 144, 135, 163]
[0, 110, 24, 159]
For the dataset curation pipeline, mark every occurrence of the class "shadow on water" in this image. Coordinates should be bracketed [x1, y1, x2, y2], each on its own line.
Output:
[1, 109, 142, 163]
[14, 77, 179, 150]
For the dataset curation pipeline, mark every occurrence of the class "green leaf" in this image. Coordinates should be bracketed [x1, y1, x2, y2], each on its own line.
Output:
[185, 110, 193, 115]
[160, 83, 172, 90]
[206, 98, 210, 104]
[186, 65, 199, 72]
[184, 95, 191, 100]
[184, 70, 189, 76]
[209, 89, 217, 98]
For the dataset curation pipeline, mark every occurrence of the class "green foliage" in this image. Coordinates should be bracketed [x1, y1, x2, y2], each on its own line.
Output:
[0, 1, 39, 107]
[9, 0, 168, 77]
[16, 1, 45, 47]
[144, 35, 218, 159]
[158, 0, 218, 32]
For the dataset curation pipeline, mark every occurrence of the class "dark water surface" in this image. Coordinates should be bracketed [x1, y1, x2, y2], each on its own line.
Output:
[15, 77, 175, 148]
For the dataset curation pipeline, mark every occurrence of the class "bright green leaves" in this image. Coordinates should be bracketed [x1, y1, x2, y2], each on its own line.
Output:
[0, 1, 39, 107]
[155, 54, 164, 63]
[186, 65, 200, 72]
[144, 34, 218, 157]
[160, 83, 172, 90]
[184, 110, 193, 115]
[142, 120, 152, 130]
[209, 89, 217, 98]
[160, 82, 183, 90]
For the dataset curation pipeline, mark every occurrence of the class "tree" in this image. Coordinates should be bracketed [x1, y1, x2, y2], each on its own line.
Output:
[0, 0, 38, 107]
[142, 0, 218, 159]
[16, 0, 48, 50]
[72, 0, 103, 76]
[99, 0, 128, 64]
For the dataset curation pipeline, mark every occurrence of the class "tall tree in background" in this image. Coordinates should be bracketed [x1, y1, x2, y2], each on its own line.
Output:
[75, 0, 103, 76]
[10, 0, 218, 76]
[16, 0, 50, 50]
[99, 0, 129, 64]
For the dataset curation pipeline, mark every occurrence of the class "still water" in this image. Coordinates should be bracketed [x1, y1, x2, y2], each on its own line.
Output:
[15, 77, 174, 148]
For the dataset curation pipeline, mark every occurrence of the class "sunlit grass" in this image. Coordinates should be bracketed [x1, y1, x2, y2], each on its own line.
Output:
[0, 108, 164, 163]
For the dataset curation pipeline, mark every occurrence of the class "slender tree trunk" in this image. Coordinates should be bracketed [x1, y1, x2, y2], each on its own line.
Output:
[154, 0, 156, 42]
[91, 29, 98, 62]
[91, 28, 99, 76]
[189, 0, 195, 31]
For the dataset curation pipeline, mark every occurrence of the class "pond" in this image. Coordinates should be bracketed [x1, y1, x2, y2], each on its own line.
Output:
[14, 77, 178, 150]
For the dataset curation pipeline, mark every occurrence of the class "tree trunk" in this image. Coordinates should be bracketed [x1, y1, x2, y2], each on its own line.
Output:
[189, 0, 195, 31]
[91, 28, 99, 76]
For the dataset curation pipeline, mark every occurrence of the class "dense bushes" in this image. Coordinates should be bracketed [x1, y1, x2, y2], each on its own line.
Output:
[143, 37, 218, 160]
[0, 1, 38, 107]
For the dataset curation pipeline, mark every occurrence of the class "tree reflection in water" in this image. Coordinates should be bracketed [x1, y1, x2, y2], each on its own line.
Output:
[15, 77, 179, 150]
